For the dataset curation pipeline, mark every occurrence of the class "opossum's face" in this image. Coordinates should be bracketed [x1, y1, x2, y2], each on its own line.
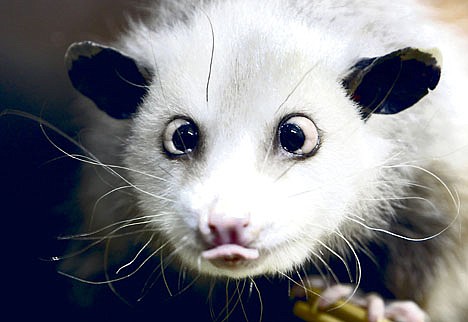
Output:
[66, 22, 440, 278]
[129, 61, 373, 278]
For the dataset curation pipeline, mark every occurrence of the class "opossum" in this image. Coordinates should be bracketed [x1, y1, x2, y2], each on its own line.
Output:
[61, 0, 468, 321]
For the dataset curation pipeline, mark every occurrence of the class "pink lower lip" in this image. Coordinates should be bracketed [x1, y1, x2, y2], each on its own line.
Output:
[202, 244, 260, 263]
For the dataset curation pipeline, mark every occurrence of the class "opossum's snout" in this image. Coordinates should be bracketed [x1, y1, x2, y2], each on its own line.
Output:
[198, 203, 260, 269]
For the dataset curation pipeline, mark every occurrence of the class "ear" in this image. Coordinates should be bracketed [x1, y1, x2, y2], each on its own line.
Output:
[343, 47, 441, 118]
[65, 41, 152, 119]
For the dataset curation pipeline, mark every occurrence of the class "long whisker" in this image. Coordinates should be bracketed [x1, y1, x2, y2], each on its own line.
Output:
[311, 250, 340, 285]
[275, 63, 318, 115]
[3, 109, 174, 206]
[330, 230, 361, 309]
[248, 277, 263, 322]
[218, 279, 248, 322]
[51, 221, 155, 261]
[40, 127, 174, 203]
[137, 238, 195, 300]
[172, 272, 201, 297]
[59, 218, 154, 241]
[160, 250, 173, 296]
[260, 133, 276, 176]
[274, 160, 299, 182]
[116, 233, 156, 274]
[104, 237, 132, 306]
[58, 215, 159, 240]
[215, 278, 237, 322]
[277, 271, 320, 297]
[57, 240, 169, 285]
[56, 229, 156, 241]
[382, 164, 459, 210]
[92, 185, 134, 217]
[316, 240, 353, 283]
[235, 280, 250, 322]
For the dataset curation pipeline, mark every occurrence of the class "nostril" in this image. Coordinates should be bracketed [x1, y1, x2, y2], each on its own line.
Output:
[207, 215, 250, 246]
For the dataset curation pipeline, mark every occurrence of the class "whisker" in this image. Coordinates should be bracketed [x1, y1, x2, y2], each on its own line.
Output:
[208, 278, 217, 320]
[177, 266, 186, 291]
[92, 185, 134, 217]
[172, 272, 201, 297]
[160, 250, 173, 296]
[216, 278, 231, 322]
[58, 240, 169, 285]
[116, 233, 155, 274]
[42, 132, 173, 203]
[235, 280, 250, 322]
[52, 221, 155, 261]
[275, 63, 318, 115]
[295, 269, 310, 296]
[346, 216, 453, 242]
[137, 238, 195, 300]
[311, 250, 340, 285]
[3, 109, 174, 205]
[60, 219, 154, 241]
[277, 271, 320, 297]
[58, 215, 158, 240]
[260, 134, 275, 176]
[218, 279, 248, 322]
[56, 229, 156, 241]
[274, 160, 299, 182]
[248, 277, 263, 322]
[331, 230, 361, 309]
[214, 277, 249, 322]
[307, 258, 331, 292]
[382, 164, 459, 210]
[104, 237, 132, 306]
[316, 240, 353, 284]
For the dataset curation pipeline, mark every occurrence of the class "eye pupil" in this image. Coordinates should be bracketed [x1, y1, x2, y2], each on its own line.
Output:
[173, 123, 198, 152]
[163, 118, 199, 156]
[279, 123, 305, 153]
[278, 115, 320, 157]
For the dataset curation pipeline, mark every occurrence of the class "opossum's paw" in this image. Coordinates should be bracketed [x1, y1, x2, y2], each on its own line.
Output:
[293, 278, 429, 322]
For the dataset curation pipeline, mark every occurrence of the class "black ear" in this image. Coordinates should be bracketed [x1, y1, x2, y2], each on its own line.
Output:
[65, 41, 152, 119]
[343, 47, 441, 118]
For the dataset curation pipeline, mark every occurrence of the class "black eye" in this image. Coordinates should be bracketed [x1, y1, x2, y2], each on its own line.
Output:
[163, 118, 199, 156]
[278, 115, 320, 156]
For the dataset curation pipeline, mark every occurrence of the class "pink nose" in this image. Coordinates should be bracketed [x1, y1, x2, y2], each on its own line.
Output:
[207, 216, 250, 246]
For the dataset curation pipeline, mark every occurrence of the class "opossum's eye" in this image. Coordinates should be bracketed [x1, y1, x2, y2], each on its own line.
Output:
[278, 115, 320, 157]
[163, 118, 199, 156]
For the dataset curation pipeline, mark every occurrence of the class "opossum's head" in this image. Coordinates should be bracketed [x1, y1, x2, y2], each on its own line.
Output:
[65, 21, 440, 278]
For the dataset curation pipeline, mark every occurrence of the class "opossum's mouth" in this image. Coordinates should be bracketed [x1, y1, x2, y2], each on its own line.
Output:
[202, 244, 259, 269]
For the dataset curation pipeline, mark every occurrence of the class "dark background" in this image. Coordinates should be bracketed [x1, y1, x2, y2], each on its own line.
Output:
[0, 1, 152, 320]
[1, 1, 466, 321]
